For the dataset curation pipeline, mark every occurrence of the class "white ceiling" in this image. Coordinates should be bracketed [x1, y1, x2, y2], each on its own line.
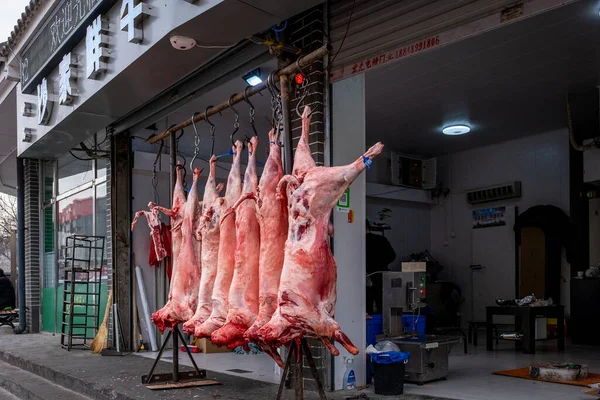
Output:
[365, 0, 600, 157]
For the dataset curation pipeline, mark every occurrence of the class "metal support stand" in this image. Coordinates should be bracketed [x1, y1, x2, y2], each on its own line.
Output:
[276, 338, 327, 400]
[142, 325, 216, 390]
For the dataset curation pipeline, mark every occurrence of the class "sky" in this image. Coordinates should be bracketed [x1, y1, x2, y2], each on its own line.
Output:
[0, 0, 30, 43]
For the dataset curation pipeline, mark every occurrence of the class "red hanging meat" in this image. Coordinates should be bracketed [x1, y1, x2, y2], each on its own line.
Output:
[258, 131, 384, 356]
[184, 156, 224, 334]
[196, 141, 243, 338]
[211, 137, 260, 350]
[131, 201, 167, 262]
[152, 167, 202, 333]
[148, 223, 173, 280]
[229, 130, 287, 367]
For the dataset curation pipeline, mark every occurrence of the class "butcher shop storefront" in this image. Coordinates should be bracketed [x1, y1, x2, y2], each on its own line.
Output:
[13, 0, 600, 397]
[14, 0, 345, 394]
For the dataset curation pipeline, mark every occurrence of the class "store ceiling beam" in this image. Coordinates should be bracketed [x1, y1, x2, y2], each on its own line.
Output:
[147, 44, 330, 144]
[108, 40, 271, 137]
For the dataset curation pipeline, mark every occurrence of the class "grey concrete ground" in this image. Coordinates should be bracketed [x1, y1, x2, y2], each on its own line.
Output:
[0, 327, 449, 400]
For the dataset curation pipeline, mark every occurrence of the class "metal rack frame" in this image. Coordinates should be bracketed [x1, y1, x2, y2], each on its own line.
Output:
[60, 235, 105, 351]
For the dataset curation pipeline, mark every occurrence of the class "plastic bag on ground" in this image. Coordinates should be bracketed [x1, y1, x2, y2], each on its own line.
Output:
[375, 340, 400, 352]
[370, 351, 410, 364]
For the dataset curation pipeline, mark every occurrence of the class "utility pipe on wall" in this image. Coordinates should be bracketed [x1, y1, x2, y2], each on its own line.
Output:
[15, 157, 26, 334]
[279, 74, 293, 175]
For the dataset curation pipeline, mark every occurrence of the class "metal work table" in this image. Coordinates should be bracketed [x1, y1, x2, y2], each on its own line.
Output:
[376, 334, 462, 385]
[486, 305, 565, 354]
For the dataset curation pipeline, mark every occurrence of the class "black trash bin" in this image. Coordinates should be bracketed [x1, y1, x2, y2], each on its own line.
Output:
[370, 351, 410, 396]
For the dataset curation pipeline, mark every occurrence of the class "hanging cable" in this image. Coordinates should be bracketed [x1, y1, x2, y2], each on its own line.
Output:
[323, 0, 355, 74]
[152, 139, 164, 204]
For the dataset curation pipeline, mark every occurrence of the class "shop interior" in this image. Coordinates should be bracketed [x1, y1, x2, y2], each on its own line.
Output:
[125, 1, 600, 398]
[357, 0, 600, 399]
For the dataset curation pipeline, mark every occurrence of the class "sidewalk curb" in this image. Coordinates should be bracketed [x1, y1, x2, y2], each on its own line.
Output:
[0, 349, 133, 400]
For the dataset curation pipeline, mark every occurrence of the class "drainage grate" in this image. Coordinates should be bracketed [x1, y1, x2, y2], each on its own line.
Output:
[227, 369, 252, 374]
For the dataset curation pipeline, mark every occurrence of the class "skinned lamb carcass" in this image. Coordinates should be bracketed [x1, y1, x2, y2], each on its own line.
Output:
[183, 156, 224, 334]
[257, 141, 385, 356]
[150, 164, 186, 332]
[152, 167, 202, 333]
[211, 137, 260, 350]
[131, 201, 167, 261]
[196, 141, 243, 338]
[228, 130, 287, 367]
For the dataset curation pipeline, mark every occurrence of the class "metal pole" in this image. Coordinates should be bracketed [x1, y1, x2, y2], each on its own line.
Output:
[294, 340, 303, 399]
[14, 158, 26, 334]
[148, 45, 330, 144]
[10, 229, 16, 287]
[172, 326, 179, 382]
[279, 74, 293, 175]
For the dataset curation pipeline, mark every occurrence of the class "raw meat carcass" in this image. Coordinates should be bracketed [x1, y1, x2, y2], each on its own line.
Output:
[183, 156, 224, 334]
[131, 201, 167, 262]
[228, 130, 287, 366]
[211, 137, 260, 350]
[150, 164, 186, 332]
[196, 141, 243, 338]
[292, 106, 316, 179]
[258, 141, 385, 356]
[228, 131, 286, 339]
[152, 167, 202, 333]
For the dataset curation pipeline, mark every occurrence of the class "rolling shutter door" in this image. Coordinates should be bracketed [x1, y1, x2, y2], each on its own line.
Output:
[329, 0, 533, 71]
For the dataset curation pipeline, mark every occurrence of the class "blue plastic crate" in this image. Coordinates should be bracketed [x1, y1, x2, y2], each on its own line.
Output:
[366, 314, 382, 384]
[402, 314, 426, 335]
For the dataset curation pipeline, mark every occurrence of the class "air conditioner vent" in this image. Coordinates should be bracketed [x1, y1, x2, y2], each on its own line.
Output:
[466, 181, 522, 204]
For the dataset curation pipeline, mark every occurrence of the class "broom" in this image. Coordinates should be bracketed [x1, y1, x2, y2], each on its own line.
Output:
[91, 290, 113, 354]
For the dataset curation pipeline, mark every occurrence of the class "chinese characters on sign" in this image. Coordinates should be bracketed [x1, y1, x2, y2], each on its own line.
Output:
[59, 53, 78, 105]
[37, 78, 53, 125]
[86, 16, 109, 78]
[330, 35, 442, 82]
[120, 0, 150, 43]
[21, 0, 102, 91]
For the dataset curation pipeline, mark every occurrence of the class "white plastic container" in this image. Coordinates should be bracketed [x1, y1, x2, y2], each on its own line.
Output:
[343, 356, 356, 390]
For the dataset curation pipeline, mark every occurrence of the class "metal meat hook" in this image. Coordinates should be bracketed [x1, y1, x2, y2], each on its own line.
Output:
[243, 86, 258, 139]
[203, 106, 217, 157]
[189, 112, 202, 173]
[228, 94, 244, 148]
[295, 58, 315, 118]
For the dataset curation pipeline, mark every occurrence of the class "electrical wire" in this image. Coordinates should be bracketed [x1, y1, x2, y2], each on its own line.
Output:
[324, 0, 356, 73]
[195, 43, 237, 49]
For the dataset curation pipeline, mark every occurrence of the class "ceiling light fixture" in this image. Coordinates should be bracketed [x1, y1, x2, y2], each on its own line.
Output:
[243, 68, 262, 86]
[442, 124, 471, 135]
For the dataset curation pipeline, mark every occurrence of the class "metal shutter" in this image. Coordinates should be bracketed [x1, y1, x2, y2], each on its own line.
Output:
[329, 0, 532, 70]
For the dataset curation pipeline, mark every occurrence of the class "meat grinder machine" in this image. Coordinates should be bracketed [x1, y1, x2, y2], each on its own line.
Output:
[382, 271, 427, 336]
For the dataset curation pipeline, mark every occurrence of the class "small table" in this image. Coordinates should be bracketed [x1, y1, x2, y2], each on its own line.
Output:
[486, 305, 564, 354]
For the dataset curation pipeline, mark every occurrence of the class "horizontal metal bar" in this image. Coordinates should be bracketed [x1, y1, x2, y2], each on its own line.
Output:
[148, 44, 330, 144]
[109, 40, 270, 137]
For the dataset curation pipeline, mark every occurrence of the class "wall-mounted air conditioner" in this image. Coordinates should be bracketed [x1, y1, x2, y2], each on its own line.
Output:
[466, 181, 522, 204]
[390, 151, 436, 190]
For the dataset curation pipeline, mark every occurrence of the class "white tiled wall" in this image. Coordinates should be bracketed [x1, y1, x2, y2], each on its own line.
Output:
[430, 129, 571, 317]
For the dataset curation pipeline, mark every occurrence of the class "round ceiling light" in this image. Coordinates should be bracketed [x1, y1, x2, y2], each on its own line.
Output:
[442, 125, 471, 135]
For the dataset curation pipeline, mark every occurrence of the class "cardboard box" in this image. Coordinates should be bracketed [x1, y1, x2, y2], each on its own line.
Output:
[401, 262, 426, 272]
[196, 337, 230, 354]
